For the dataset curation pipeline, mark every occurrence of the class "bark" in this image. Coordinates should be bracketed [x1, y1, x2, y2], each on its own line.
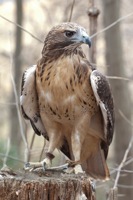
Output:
[0, 168, 95, 200]
[102, 0, 133, 199]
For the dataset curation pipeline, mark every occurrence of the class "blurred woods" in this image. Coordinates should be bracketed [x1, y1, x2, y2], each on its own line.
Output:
[9, 0, 23, 156]
[0, 0, 133, 199]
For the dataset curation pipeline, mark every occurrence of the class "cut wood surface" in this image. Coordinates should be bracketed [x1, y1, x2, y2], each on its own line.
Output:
[0, 167, 96, 200]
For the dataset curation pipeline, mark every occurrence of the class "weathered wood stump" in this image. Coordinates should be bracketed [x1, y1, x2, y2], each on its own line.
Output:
[0, 167, 96, 200]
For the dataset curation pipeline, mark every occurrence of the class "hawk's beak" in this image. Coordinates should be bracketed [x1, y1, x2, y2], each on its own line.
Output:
[71, 28, 91, 48]
[80, 29, 91, 48]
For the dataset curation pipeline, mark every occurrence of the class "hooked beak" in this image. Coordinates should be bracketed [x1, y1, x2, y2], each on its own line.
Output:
[70, 27, 91, 48]
[80, 28, 91, 48]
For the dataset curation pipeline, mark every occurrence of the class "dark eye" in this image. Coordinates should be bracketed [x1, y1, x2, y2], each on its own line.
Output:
[65, 31, 75, 37]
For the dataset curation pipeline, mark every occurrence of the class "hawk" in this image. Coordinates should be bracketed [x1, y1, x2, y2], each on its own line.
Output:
[20, 22, 114, 180]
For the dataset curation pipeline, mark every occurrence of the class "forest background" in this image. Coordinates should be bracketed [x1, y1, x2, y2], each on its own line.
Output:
[0, 0, 133, 199]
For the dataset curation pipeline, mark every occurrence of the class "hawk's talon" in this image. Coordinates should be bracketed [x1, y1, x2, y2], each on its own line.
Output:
[42, 162, 47, 172]
[24, 162, 31, 168]
[24, 158, 52, 172]
[24, 162, 35, 171]
[63, 167, 74, 174]
[66, 160, 80, 167]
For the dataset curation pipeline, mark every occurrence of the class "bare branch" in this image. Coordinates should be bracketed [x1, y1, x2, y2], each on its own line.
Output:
[118, 109, 133, 127]
[39, 139, 46, 162]
[90, 12, 133, 38]
[124, 157, 133, 168]
[0, 153, 24, 163]
[27, 132, 36, 162]
[68, 0, 76, 22]
[0, 102, 16, 105]
[117, 184, 133, 189]
[0, 14, 43, 43]
[106, 76, 131, 81]
[110, 168, 133, 174]
[3, 139, 10, 167]
[29, 132, 36, 150]
[113, 134, 133, 189]
[9, 40, 29, 163]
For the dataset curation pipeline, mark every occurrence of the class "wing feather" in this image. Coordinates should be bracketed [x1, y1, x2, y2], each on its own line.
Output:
[20, 65, 47, 138]
[90, 70, 115, 146]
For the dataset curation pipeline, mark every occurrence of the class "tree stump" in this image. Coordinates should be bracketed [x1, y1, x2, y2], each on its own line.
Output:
[0, 167, 96, 200]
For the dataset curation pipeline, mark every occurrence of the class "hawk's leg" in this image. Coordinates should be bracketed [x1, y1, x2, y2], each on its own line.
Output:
[24, 131, 63, 171]
[70, 129, 85, 174]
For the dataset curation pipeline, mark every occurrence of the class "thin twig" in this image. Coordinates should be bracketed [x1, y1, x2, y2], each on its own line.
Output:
[96, 139, 133, 190]
[39, 139, 46, 162]
[28, 132, 36, 162]
[107, 76, 130, 81]
[112, 109, 133, 190]
[96, 158, 133, 188]
[0, 14, 43, 43]
[0, 102, 16, 105]
[68, 0, 76, 22]
[46, 163, 69, 171]
[90, 12, 133, 38]
[10, 72, 28, 150]
[113, 134, 133, 189]
[9, 39, 29, 163]
[124, 157, 133, 168]
[117, 184, 133, 189]
[118, 109, 133, 127]
[1, 11, 133, 44]
[3, 139, 10, 167]
[0, 153, 24, 163]
[110, 168, 133, 174]
[29, 132, 36, 150]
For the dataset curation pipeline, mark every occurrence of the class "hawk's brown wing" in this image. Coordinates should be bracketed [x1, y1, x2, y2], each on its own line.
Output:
[90, 70, 115, 158]
[20, 65, 47, 138]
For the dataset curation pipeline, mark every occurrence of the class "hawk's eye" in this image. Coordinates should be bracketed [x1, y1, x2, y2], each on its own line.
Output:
[65, 31, 75, 38]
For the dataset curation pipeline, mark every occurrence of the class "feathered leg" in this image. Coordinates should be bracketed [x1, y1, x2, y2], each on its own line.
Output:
[68, 129, 85, 174]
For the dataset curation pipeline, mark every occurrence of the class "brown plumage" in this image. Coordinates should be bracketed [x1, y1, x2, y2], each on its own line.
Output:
[20, 22, 114, 180]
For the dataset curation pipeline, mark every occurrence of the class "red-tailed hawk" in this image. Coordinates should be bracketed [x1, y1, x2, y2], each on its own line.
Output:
[20, 22, 114, 180]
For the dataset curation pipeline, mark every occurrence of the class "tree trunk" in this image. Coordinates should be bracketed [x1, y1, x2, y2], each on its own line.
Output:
[0, 168, 95, 200]
[102, 0, 133, 199]
[88, 2, 100, 63]
[9, 0, 23, 157]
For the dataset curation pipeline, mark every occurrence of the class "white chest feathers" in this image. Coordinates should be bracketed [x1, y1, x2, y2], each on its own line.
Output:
[64, 94, 76, 104]
[42, 91, 53, 102]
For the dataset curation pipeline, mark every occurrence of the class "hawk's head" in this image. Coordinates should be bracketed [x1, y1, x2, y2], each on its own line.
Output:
[43, 23, 91, 54]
